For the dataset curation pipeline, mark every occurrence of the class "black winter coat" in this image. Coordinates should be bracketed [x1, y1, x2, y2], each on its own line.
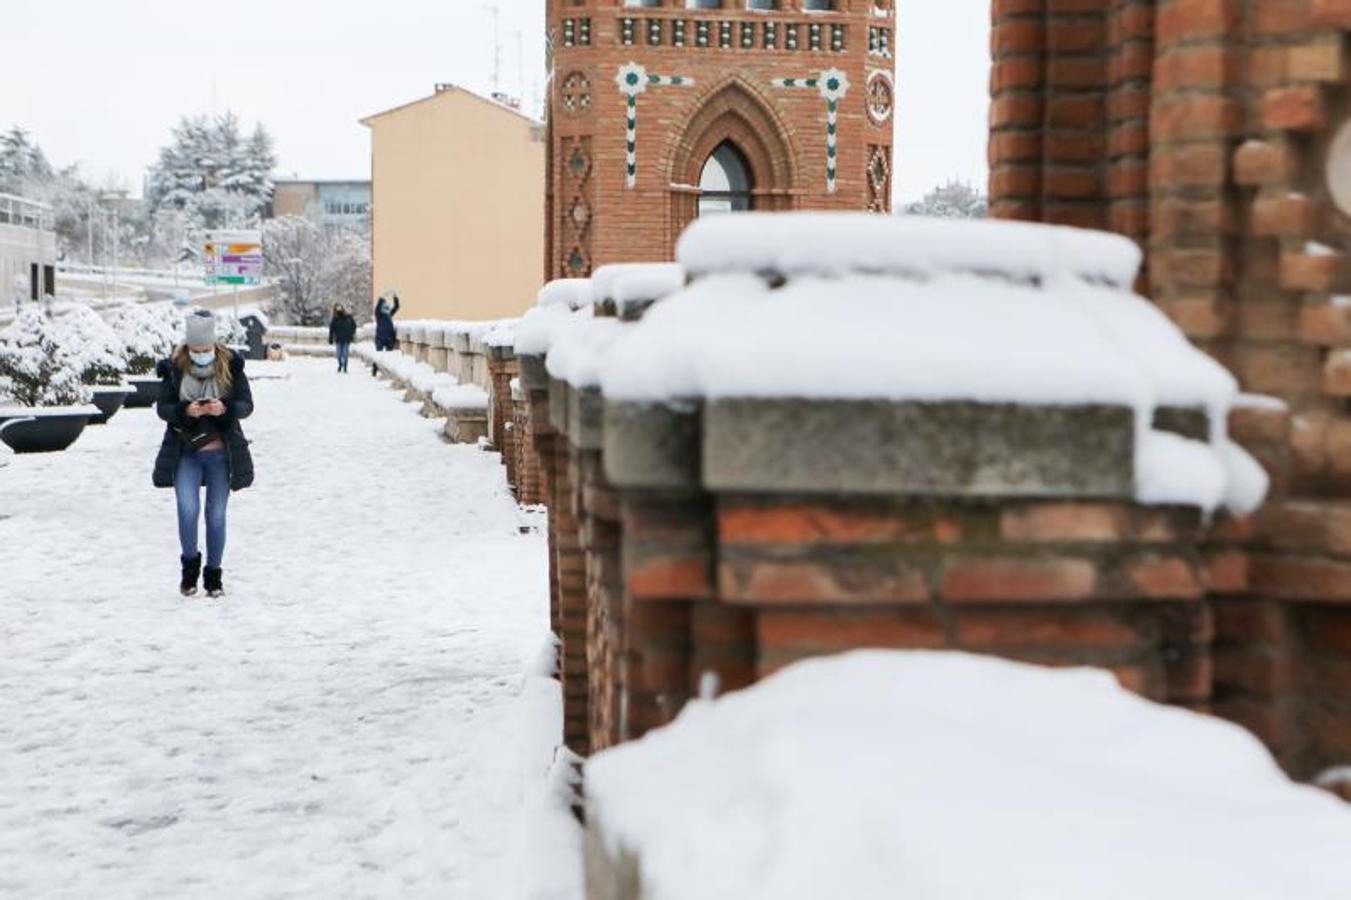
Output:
[152, 352, 255, 492]
[375, 297, 400, 344]
[329, 312, 357, 344]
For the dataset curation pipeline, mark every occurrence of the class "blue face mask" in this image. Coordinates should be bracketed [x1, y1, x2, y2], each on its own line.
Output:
[190, 350, 216, 368]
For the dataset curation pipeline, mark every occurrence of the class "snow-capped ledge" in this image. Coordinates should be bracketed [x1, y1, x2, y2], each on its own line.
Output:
[586, 652, 1351, 900]
[582, 214, 1267, 515]
[677, 211, 1144, 288]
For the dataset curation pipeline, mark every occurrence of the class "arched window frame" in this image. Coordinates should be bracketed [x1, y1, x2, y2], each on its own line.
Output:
[698, 141, 756, 216]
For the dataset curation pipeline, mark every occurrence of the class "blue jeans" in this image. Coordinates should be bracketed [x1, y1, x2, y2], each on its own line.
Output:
[175, 448, 230, 567]
[336, 341, 351, 371]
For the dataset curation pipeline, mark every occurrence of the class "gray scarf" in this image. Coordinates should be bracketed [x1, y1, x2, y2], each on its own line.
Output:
[179, 364, 222, 403]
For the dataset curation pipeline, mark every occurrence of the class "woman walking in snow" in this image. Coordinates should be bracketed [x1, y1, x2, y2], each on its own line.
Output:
[152, 310, 255, 598]
[371, 290, 400, 375]
[328, 303, 357, 373]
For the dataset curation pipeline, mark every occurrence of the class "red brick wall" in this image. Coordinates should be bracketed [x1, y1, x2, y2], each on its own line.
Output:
[990, 0, 1351, 778]
[545, 0, 896, 277]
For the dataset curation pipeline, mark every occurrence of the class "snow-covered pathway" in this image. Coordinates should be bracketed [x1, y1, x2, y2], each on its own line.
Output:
[0, 358, 554, 898]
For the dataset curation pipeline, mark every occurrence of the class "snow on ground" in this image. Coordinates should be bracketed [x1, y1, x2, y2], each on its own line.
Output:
[0, 358, 563, 898]
[588, 651, 1351, 900]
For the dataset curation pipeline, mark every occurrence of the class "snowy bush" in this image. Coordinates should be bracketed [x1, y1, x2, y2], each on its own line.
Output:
[215, 312, 247, 347]
[0, 303, 92, 406]
[52, 302, 127, 386]
[108, 302, 178, 375]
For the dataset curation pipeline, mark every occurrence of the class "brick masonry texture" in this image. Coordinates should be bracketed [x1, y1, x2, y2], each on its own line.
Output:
[544, 0, 896, 277]
[989, 0, 1351, 780]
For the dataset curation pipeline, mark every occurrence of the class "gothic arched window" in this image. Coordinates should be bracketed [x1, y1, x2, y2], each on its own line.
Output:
[698, 141, 754, 216]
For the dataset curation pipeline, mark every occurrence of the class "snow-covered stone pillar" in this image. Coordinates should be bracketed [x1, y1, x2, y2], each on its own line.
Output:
[426, 324, 450, 373]
[575, 214, 1272, 757]
[574, 213, 1281, 895]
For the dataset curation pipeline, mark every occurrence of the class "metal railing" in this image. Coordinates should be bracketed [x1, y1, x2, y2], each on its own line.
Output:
[0, 193, 52, 232]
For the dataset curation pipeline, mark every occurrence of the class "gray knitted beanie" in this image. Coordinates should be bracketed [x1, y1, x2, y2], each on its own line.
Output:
[184, 310, 216, 347]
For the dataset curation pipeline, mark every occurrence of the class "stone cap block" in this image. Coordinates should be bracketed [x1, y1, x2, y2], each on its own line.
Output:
[549, 377, 570, 435]
[519, 354, 550, 392]
[487, 343, 517, 361]
[568, 385, 604, 451]
[1153, 406, 1209, 442]
[604, 399, 702, 490]
[703, 399, 1136, 498]
[619, 298, 659, 322]
[450, 332, 472, 353]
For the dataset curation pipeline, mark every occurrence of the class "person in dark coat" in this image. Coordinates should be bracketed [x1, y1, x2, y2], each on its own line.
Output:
[328, 303, 357, 374]
[153, 310, 255, 598]
[372, 291, 400, 375]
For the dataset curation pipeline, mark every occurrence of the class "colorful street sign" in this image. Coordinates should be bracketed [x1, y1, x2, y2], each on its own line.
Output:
[203, 230, 263, 287]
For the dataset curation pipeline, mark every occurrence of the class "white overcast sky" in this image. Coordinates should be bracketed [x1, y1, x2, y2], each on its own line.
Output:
[4, 0, 989, 204]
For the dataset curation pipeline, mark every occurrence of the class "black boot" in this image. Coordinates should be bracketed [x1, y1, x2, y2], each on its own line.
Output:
[180, 554, 202, 597]
[204, 566, 224, 598]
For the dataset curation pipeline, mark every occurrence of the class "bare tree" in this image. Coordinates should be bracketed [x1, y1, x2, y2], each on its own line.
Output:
[263, 215, 371, 326]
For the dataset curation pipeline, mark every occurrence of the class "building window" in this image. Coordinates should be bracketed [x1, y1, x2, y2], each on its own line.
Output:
[803, 0, 835, 9]
[698, 141, 754, 216]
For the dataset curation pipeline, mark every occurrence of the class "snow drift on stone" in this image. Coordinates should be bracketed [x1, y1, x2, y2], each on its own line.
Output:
[586, 651, 1351, 900]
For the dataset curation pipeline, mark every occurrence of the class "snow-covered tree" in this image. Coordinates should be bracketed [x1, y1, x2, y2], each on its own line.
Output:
[215, 312, 247, 347]
[0, 303, 92, 407]
[54, 302, 127, 386]
[903, 180, 989, 219]
[1, 123, 159, 265]
[108, 302, 178, 375]
[263, 216, 372, 326]
[0, 126, 54, 190]
[146, 113, 276, 231]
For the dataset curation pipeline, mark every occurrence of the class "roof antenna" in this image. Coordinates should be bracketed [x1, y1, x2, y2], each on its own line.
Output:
[484, 2, 502, 94]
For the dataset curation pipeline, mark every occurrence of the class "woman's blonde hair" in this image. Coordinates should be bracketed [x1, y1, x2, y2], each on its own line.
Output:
[173, 344, 234, 392]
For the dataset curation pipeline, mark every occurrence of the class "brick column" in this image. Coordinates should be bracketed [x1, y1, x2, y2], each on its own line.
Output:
[1106, 2, 1154, 267]
[486, 346, 519, 458]
[1041, 1, 1109, 229]
[990, 0, 1048, 220]
[1149, 0, 1243, 354]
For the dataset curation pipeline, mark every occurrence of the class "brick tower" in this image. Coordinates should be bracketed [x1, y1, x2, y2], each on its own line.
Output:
[544, 0, 897, 278]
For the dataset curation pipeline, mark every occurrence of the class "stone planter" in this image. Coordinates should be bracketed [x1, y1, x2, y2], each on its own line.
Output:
[88, 385, 134, 425]
[123, 375, 162, 409]
[0, 406, 99, 454]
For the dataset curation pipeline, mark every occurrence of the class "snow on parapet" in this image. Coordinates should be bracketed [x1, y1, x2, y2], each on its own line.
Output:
[587, 651, 1351, 900]
[590, 263, 685, 306]
[546, 316, 626, 389]
[591, 215, 1265, 514]
[538, 279, 593, 310]
[677, 212, 1144, 288]
[516, 302, 592, 357]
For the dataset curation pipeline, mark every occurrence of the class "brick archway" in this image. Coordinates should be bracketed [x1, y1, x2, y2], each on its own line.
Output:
[666, 77, 800, 241]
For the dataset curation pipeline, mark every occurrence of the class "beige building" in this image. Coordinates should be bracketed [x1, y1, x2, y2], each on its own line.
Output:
[361, 84, 545, 321]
